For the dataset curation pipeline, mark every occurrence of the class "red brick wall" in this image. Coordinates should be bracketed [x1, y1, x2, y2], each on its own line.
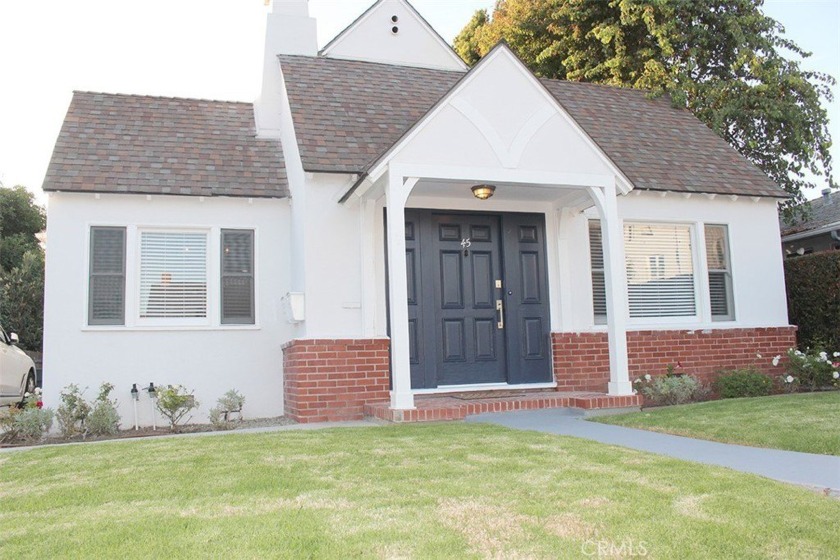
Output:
[282, 338, 390, 423]
[552, 327, 797, 392]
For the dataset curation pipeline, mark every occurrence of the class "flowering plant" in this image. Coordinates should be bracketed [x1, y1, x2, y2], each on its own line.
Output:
[1, 388, 54, 444]
[23, 387, 44, 409]
[634, 366, 708, 405]
[784, 347, 840, 391]
[778, 373, 800, 393]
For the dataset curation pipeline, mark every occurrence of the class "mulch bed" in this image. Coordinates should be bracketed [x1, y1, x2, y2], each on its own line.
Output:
[1, 416, 296, 448]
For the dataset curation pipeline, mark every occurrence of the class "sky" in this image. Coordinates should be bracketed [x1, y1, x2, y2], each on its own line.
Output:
[0, 0, 837, 204]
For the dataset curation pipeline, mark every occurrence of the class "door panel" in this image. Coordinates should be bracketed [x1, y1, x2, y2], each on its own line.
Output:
[403, 210, 551, 389]
[502, 214, 553, 384]
[433, 213, 506, 386]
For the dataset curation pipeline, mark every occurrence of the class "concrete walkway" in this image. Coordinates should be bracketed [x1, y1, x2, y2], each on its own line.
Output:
[466, 408, 840, 493]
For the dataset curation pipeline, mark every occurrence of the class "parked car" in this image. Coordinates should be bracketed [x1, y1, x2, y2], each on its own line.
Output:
[0, 325, 37, 407]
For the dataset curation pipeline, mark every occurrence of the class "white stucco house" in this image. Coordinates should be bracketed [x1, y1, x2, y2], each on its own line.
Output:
[41, 0, 795, 425]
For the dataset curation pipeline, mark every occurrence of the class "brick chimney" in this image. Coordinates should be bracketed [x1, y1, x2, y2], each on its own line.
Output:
[255, 1, 317, 138]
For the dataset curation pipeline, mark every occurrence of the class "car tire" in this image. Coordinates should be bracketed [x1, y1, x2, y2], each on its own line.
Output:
[20, 371, 36, 406]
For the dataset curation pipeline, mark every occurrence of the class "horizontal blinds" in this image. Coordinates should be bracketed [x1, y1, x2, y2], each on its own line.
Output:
[139, 232, 207, 319]
[588, 221, 607, 317]
[221, 229, 255, 324]
[708, 272, 730, 316]
[705, 225, 733, 319]
[89, 227, 126, 325]
[625, 223, 696, 318]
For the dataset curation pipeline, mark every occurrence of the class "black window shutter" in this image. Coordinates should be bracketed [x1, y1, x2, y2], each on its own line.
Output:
[89, 227, 126, 325]
[221, 229, 255, 325]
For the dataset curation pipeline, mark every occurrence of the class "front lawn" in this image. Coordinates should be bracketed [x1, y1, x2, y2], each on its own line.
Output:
[1, 424, 839, 559]
[592, 392, 840, 455]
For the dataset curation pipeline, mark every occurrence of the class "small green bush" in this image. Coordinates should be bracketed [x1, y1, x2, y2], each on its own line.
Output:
[155, 385, 199, 432]
[637, 375, 708, 406]
[56, 384, 91, 438]
[87, 383, 120, 436]
[786, 347, 840, 391]
[0, 389, 53, 443]
[209, 389, 245, 430]
[714, 369, 773, 398]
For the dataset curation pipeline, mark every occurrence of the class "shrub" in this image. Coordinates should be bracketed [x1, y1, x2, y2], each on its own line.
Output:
[56, 384, 91, 438]
[0, 389, 53, 444]
[209, 389, 245, 430]
[784, 252, 840, 350]
[87, 383, 120, 436]
[155, 385, 199, 432]
[635, 374, 708, 406]
[714, 369, 773, 398]
[785, 347, 840, 391]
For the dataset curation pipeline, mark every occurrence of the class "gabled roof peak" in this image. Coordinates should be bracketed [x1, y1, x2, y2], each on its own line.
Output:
[319, 0, 467, 71]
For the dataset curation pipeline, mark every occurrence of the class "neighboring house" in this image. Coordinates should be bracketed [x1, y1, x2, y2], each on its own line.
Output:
[780, 188, 840, 257]
[41, 0, 795, 425]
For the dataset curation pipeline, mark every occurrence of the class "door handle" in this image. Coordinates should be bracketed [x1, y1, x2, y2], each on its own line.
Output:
[496, 299, 504, 329]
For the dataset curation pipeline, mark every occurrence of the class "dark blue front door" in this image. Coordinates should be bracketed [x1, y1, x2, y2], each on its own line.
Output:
[404, 210, 552, 389]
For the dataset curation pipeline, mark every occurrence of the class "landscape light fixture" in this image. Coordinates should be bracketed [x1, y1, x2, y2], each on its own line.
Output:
[130, 384, 139, 430]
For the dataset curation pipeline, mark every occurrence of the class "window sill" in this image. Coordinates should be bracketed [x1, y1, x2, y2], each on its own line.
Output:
[81, 325, 261, 333]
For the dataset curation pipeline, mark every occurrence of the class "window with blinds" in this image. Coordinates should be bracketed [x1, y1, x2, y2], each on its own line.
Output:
[139, 231, 208, 319]
[705, 224, 734, 321]
[221, 229, 255, 324]
[625, 223, 696, 318]
[89, 227, 126, 325]
[588, 221, 607, 323]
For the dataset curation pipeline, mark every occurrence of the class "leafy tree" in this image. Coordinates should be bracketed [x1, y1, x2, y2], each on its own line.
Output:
[0, 185, 45, 351]
[454, 0, 834, 206]
[0, 249, 44, 352]
[0, 186, 45, 273]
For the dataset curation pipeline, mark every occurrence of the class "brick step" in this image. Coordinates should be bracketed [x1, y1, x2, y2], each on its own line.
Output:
[365, 392, 642, 423]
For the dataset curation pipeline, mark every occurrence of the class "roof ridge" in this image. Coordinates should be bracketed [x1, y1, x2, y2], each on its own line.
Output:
[72, 90, 253, 106]
[277, 54, 671, 96]
[277, 53, 466, 74]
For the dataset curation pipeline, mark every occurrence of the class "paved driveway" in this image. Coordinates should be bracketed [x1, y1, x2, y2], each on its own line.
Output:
[466, 408, 840, 493]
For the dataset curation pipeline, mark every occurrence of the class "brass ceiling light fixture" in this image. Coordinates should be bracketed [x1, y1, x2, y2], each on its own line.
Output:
[471, 184, 496, 200]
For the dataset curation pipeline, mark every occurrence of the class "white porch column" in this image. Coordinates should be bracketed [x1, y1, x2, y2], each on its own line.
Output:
[588, 184, 633, 395]
[386, 170, 417, 410]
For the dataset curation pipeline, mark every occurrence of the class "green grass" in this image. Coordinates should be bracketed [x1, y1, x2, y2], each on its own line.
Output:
[592, 392, 840, 456]
[1, 424, 839, 559]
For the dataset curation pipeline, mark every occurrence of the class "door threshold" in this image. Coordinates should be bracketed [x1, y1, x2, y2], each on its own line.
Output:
[412, 382, 557, 395]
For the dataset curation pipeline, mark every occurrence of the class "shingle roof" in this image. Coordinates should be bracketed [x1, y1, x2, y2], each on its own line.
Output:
[280, 55, 785, 198]
[780, 190, 840, 236]
[279, 55, 462, 173]
[43, 92, 288, 198]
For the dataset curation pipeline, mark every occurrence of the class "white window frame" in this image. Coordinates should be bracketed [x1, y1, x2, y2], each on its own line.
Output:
[83, 224, 261, 331]
[704, 223, 736, 322]
[135, 227, 211, 328]
[623, 220, 703, 326]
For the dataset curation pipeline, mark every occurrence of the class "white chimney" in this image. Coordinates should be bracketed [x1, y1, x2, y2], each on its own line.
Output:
[255, 1, 318, 138]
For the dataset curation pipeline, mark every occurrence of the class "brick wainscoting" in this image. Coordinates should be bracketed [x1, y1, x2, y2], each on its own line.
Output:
[552, 327, 797, 392]
[282, 338, 390, 423]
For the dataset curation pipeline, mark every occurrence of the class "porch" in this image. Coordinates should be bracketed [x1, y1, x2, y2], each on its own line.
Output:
[365, 390, 642, 423]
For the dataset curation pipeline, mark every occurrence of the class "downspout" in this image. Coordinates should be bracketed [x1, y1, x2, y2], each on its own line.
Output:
[831, 230, 840, 243]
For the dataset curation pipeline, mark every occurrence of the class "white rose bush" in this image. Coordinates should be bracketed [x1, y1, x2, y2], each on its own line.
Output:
[782, 346, 840, 392]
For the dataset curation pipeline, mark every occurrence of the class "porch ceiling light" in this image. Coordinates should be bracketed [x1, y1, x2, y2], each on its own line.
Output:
[471, 184, 496, 200]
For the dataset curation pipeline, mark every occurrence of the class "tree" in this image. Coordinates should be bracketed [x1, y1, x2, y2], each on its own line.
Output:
[0, 249, 44, 352]
[0, 185, 45, 273]
[0, 185, 45, 351]
[453, 0, 834, 207]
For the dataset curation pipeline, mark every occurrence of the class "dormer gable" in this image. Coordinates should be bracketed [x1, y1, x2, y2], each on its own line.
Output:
[320, 0, 467, 71]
